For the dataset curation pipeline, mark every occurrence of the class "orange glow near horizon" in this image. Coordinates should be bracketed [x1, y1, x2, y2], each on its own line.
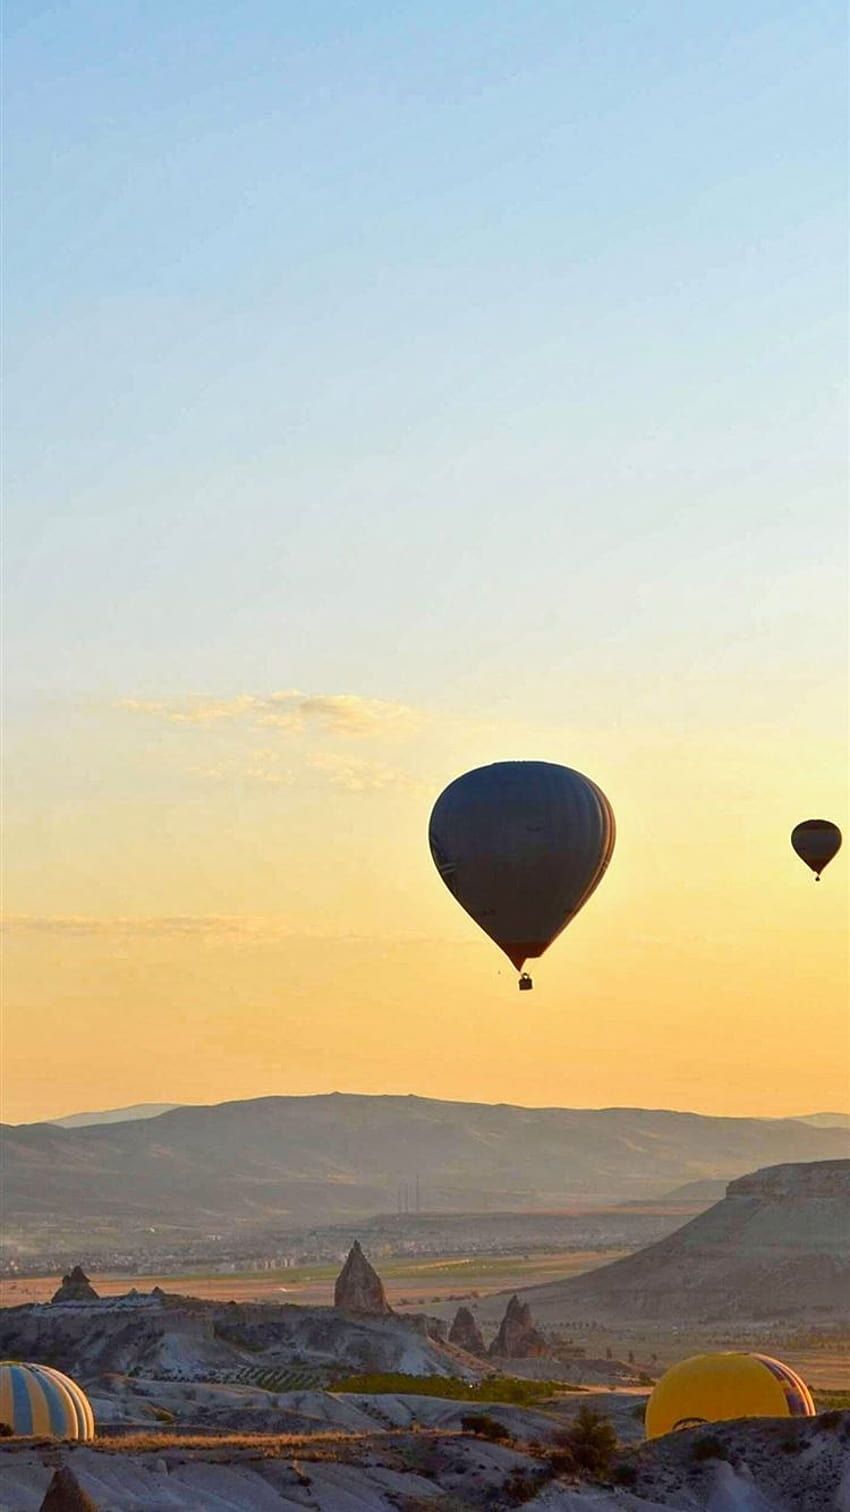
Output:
[3, 706, 847, 1125]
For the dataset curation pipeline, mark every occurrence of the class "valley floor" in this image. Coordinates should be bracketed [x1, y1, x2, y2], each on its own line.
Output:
[0, 1249, 629, 1311]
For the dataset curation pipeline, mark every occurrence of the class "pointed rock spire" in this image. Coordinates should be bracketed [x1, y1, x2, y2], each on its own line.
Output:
[333, 1240, 391, 1316]
[448, 1305, 486, 1356]
[40, 1466, 99, 1511]
[51, 1266, 99, 1304]
[489, 1294, 550, 1358]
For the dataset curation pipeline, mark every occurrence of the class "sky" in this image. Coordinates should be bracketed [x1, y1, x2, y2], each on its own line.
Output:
[3, 0, 847, 1125]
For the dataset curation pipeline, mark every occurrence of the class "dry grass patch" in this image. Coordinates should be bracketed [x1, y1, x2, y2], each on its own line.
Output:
[83, 1427, 462, 1463]
[90, 1430, 368, 1456]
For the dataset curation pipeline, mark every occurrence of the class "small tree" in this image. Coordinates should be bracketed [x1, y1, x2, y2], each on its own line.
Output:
[460, 1412, 510, 1441]
[565, 1406, 618, 1476]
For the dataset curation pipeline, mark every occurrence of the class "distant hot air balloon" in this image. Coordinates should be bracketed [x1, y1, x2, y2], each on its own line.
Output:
[428, 761, 615, 989]
[645, 1352, 815, 1440]
[791, 819, 842, 880]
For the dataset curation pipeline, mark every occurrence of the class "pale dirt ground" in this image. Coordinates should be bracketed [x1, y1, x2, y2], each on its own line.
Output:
[0, 1249, 625, 1310]
[570, 1326, 850, 1392]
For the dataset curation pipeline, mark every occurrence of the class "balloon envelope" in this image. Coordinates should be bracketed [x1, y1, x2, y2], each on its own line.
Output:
[0, 1361, 95, 1440]
[791, 819, 842, 877]
[428, 761, 615, 970]
[645, 1352, 815, 1440]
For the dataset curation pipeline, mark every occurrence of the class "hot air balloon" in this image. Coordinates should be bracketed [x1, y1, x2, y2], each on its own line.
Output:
[791, 819, 842, 880]
[0, 1362, 95, 1439]
[428, 761, 615, 988]
[645, 1352, 815, 1439]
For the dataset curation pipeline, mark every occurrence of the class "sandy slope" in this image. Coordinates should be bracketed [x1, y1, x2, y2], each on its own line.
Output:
[478, 1160, 850, 1327]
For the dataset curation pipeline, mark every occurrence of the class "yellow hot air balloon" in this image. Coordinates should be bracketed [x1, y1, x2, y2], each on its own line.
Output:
[0, 1362, 95, 1439]
[428, 761, 615, 990]
[791, 819, 842, 880]
[645, 1352, 815, 1440]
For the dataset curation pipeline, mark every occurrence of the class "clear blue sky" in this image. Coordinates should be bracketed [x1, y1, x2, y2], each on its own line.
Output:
[5, 0, 846, 721]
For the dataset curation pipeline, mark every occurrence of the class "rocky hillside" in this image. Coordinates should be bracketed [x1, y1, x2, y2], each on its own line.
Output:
[0, 1406, 846, 1509]
[499, 1159, 850, 1327]
[5, 1093, 849, 1240]
[0, 1290, 477, 1388]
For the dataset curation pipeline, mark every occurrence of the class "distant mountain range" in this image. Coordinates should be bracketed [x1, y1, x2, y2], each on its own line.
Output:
[792, 1111, 850, 1129]
[45, 1101, 850, 1131]
[5, 1094, 849, 1243]
[51, 1103, 180, 1128]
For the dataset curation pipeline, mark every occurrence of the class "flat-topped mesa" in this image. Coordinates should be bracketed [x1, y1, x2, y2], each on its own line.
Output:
[333, 1241, 392, 1316]
[489, 1294, 550, 1359]
[727, 1159, 850, 1201]
[51, 1266, 99, 1304]
[448, 1305, 487, 1357]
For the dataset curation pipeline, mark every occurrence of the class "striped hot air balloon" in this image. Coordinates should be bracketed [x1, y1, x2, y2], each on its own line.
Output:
[0, 1362, 95, 1440]
[429, 761, 615, 989]
[645, 1352, 815, 1439]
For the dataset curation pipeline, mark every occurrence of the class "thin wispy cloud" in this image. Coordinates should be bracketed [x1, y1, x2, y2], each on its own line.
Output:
[309, 752, 426, 795]
[1, 915, 455, 946]
[2, 914, 319, 940]
[194, 749, 422, 794]
[118, 691, 423, 738]
[192, 750, 296, 787]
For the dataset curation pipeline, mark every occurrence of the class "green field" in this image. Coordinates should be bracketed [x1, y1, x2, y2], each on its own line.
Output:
[328, 1372, 584, 1403]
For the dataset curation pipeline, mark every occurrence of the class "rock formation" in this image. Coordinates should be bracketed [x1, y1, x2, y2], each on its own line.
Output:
[448, 1305, 486, 1356]
[506, 1159, 850, 1327]
[40, 1466, 99, 1511]
[51, 1267, 98, 1304]
[489, 1294, 549, 1358]
[333, 1241, 391, 1316]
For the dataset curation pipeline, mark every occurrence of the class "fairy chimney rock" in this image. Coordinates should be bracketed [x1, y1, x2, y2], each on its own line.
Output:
[333, 1241, 391, 1316]
[448, 1305, 487, 1356]
[39, 1466, 99, 1511]
[51, 1266, 99, 1304]
[489, 1294, 550, 1358]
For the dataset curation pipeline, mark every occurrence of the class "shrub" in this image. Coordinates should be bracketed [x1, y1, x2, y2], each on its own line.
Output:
[459, 1413, 510, 1441]
[547, 1447, 577, 1476]
[502, 1467, 547, 1503]
[149, 1407, 175, 1424]
[0, 1423, 14, 1439]
[611, 1461, 638, 1486]
[819, 1410, 842, 1431]
[561, 1406, 618, 1476]
[692, 1435, 729, 1463]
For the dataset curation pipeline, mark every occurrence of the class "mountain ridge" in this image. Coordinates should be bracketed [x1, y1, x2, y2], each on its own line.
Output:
[21, 1092, 850, 1132]
[5, 1094, 848, 1244]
